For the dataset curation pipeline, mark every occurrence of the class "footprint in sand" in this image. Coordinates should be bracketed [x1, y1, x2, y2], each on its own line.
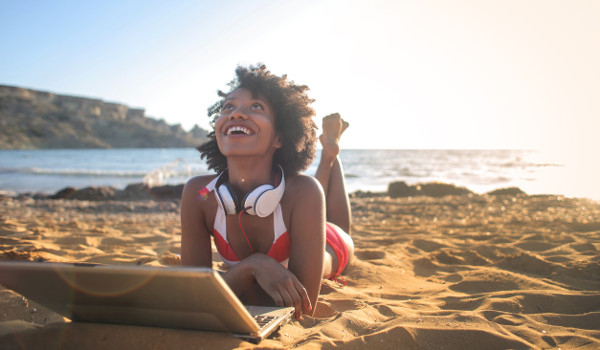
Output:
[412, 239, 448, 252]
[489, 313, 527, 326]
[569, 242, 597, 253]
[355, 249, 386, 260]
[412, 257, 440, 277]
[100, 237, 135, 247]
[495, 253, 556, 277]
[444, 273, 463, 283]
[369, 303, 402, 318]
[515, 241, 558, 252]
[449, 275, 521, 294]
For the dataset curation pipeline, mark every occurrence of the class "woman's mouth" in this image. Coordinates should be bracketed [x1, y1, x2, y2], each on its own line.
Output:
[225, 125, 254, 136]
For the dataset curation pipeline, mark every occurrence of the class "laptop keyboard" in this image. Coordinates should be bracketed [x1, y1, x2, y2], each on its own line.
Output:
[254, 315, 276, 328]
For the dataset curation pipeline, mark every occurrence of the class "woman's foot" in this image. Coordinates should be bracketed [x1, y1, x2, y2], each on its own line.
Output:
[319, 113, 349, 161]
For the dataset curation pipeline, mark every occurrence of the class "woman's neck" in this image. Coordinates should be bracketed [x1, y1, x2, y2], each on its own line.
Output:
[225, 158, 275, 194]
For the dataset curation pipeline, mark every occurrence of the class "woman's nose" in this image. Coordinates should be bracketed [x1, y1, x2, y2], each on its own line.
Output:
[229, 108, 248, 120]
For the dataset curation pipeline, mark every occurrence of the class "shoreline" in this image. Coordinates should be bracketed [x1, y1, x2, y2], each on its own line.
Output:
[4, 147, 598, 202]
[3, 179, 598, 204]
[1, 183, 600, 348]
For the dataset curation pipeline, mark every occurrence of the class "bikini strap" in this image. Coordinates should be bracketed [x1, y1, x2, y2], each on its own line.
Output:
[204, 176, 219, 192]
[273, 204, 286, 240]
[198, 176, 219, 202]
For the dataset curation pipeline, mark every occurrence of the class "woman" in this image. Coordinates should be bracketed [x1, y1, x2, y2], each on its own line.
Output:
[181, 65, 353, 319]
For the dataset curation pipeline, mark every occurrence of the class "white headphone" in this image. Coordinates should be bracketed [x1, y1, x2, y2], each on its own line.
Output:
[214, 166, 285, 217]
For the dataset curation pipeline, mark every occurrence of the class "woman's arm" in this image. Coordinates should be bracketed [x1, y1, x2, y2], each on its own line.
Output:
[286, 175, 326, 316]
[180, 176, 213, 267]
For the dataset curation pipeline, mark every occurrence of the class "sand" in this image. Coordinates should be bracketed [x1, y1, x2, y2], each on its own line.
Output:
[1, 192, 599, 349]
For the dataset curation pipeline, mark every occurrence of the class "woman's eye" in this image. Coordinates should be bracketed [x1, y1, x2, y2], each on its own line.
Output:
[251, 103, 264, 110]
[222, 103, 234, 111]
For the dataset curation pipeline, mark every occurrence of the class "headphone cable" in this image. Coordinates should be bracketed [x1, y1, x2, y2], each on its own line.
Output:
[238, 208, 255, 254]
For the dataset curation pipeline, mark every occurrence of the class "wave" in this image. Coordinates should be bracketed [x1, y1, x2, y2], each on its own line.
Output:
[497, 161, 563, 168]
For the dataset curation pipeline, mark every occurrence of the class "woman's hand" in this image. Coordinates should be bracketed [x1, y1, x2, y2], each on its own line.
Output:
[245, 253, 312, 319]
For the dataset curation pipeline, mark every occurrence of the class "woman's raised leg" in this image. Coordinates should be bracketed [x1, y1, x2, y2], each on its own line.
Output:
[315, 114, 354, 278]
[315, 113, 352, 233]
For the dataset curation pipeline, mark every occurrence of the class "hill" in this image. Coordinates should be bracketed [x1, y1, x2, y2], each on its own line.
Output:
[0, 85, 208, 149]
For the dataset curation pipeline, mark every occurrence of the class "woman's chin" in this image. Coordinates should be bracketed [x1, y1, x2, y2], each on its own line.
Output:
[220, 145, 277, 159]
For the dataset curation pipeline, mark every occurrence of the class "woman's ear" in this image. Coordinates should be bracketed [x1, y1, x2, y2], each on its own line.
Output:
[273, 134, 282, 149]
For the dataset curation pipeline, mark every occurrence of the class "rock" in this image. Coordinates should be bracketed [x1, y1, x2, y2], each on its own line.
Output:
[350, 190, 385, 198]
[487, 187, 525, 196]
[417, 183, 473, 197]
[116, 183, 154, 201]
[50, 187, 77, 199]
[388, 181, 418, 198]
[68, 186, 116, 201]
[47, 183, 185, 201]
[150, 184, 184, 200]
[114, 183, 183, 201]
[388, 181, 473, 198]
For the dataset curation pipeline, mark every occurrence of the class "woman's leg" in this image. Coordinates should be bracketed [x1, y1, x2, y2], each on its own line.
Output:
[315, 114, 354, 278]
[315, 114, 352, 232]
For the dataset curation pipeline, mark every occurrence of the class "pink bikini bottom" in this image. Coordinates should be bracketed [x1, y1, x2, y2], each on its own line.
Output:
[325, 223, 349, 281]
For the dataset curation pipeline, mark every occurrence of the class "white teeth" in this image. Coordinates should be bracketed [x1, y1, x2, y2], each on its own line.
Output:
[226, 126, 252, 135]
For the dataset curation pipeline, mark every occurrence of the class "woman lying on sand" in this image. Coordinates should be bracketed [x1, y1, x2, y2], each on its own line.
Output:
[180, 65, 354, 319]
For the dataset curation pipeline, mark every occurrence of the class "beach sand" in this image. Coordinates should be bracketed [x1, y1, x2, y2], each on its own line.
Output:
[1, 192, 599, 349]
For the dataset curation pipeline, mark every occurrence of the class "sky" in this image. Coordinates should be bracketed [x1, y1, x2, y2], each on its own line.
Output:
[1, 0, 599, 154]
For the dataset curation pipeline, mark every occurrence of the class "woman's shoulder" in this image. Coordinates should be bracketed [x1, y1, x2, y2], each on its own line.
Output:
[181, 174, 219, 225]
[184, 174, 218, 190]
[284, 174, 324, 201]
[182, 174, 219, 200]
[285, 173, 321, 189]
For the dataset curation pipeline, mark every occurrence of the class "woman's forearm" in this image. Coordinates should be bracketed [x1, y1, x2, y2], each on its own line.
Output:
[221, 256, 257, 296]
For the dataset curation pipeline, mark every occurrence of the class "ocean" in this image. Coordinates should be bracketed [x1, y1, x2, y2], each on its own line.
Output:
[0, 148, 593, 200]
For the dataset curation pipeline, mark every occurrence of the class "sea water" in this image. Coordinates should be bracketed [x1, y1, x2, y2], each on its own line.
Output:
[0, 148, 594, 200]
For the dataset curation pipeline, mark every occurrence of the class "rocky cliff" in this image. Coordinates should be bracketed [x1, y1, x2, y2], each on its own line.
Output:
[0, 85, 208, 149]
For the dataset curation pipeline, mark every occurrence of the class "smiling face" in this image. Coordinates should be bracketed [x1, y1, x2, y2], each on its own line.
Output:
[214, 88, 282, 159]
[197, 65, 317, 175]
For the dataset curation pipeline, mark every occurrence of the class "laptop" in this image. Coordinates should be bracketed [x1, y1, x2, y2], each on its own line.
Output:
[0, 261, 294, 343]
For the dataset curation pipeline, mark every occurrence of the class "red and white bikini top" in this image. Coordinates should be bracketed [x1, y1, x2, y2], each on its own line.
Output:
[201, 176, 291, 267]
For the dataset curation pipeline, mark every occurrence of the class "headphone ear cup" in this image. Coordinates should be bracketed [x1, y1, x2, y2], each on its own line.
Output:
[243, 166, 286, 217]
[243, 184, 275, 217]
[217, 184, 239, 215]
